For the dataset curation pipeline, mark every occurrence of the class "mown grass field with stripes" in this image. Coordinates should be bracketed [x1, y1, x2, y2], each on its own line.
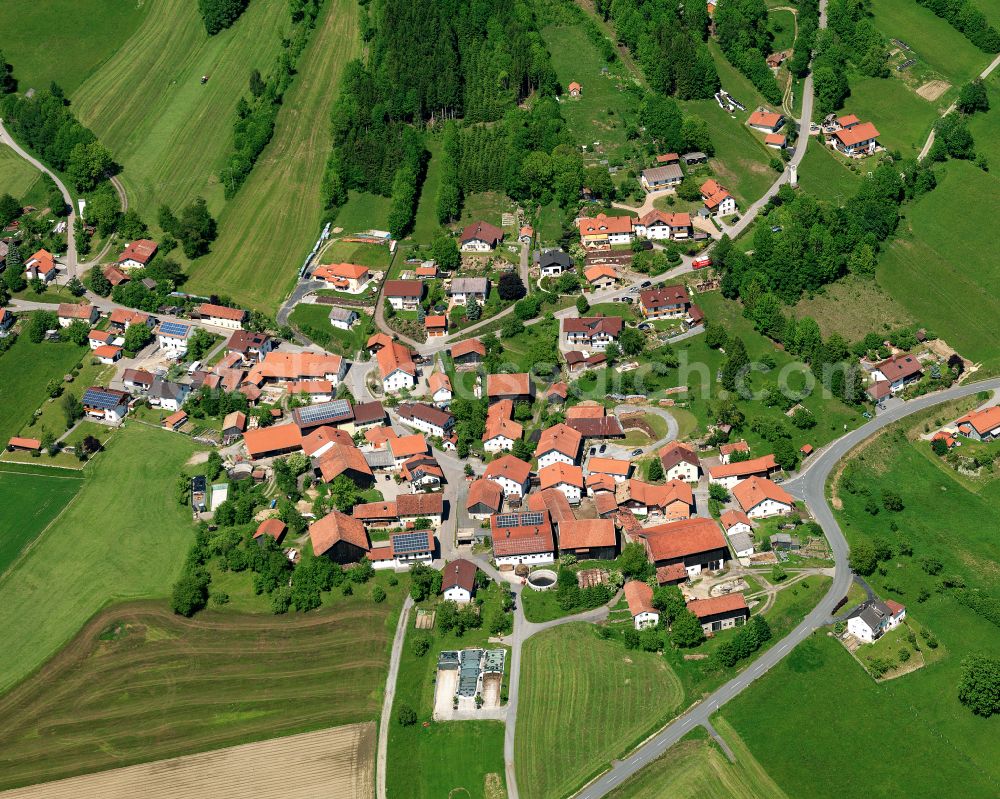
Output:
[0, 469, 82, 575]
[515, 623, 684, 799]
[185, 0, 360, 312]
[71, 0, 290, 225]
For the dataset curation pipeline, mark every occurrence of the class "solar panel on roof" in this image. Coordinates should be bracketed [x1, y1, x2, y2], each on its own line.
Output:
[82, 388, 125, 409]
[494, 513, 519, 528]
[159, 321, 190, 337]
[520, 511, 543, 526]
[296, 398, 352, 424]
[494, 511, 543, 528]
[392, 531, 431, 554]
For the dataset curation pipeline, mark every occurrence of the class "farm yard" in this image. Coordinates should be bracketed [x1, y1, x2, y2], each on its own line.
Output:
[0, 425, 201, 693]
[515, 623, 684, 799]
[71, 0, 291, 226]
[184, 0, 360, 312]
[0, 599, 395, 792]
[0, 469, 82, 574]
[605, 719, 787, 799]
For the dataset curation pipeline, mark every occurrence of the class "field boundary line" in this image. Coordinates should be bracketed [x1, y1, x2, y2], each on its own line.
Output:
[0, 485, 86, 586]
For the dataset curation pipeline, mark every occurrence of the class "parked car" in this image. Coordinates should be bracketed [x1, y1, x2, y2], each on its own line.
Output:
[640, 280, 653, 288]
[631, 448, 643, 457]
[599, 444, 607, 453]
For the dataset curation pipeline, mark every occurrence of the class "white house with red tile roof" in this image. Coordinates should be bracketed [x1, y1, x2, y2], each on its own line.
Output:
[658, 441, 701, 482]
[847, 598, 905, 643]
[955, 406, 1000, 441]
[583, 263, 618, 291]
[634, 210, 692, 241]
[25, 249, 57, 282]
[577, 213, 635, 249]
[831, 121, 880, 156]
[489, 510, 555, 566]
[535, 423, 583, 468]
[460, 221, 504, 252]
[625, 580, 659, 630]
[639, 285, 690, 319]
[377, 342, 417, 393]
[312, 262, 370, 293]
[484, 454, 532, 497]
[539, 461, 584, 505]
[871, 353, 923, 393]
[700, 179, 737, 217]
[57, 303, 99, 328]
[429, 372, 452, 407]
[708, 454, 778, 489]
[197, 303, 247, 330]
[720, 509, 753, 536]
[747, 109, 785, 133]
[118, 239, 158, 269]
[732, 476, 794, 519]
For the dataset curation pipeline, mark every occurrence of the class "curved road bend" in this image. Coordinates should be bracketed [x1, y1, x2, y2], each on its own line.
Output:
[0, 118, 77, 274]
[575, 377, 1000, 798]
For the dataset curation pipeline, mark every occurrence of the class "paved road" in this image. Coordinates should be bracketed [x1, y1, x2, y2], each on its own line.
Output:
[918, 51, 1000, 160]
[375, 596, 414, 799]
[0, 118, 77, 275]
[575, 376, 1000, 798]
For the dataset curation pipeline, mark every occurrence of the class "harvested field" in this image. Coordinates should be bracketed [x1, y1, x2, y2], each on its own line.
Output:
[916, 80, 950, 101]
[0, 722, 375, 799]
[0, 599, 398, 791]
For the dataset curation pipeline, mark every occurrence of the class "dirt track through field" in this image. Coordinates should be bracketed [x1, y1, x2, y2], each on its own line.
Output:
[0, 722, 375, 799]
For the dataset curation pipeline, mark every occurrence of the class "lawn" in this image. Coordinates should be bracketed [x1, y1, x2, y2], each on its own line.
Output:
[768, 9, 796, 52]
[72, 0, 290, 226]
[0, 333, 87, 446]
[184, 0, 360, 312]
[721, 406, 1000, 798]
[878, 161, 1000, 370]
[515, 623, 684, 799]
[605, 719, 788, 799]
[333, 191, 394, 237]
[0, 469, 82, 574]
[4, 0, 150, 94]
[320, 240, 393, 270]
[0, 591, 402, 791]
[542, 23, 642, 167]
[386, 584, 511, 799]
[409, 137, 444, 245]
[870, 0, 987, 86]
[289, 302, 374, 356]
[0, 144, 40, 201]
[0, 424, 202, 692]
[842, 73, 937, 155]
[796, 138, 862, 203]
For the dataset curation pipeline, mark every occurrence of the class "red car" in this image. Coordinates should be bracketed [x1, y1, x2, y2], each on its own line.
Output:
[692, 256, 712, 269]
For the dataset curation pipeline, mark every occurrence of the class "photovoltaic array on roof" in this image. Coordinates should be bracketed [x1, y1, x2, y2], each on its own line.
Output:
[495, 511, 543, 528]
[392, 531, 431, 554]
[82, 388, 124, 409]
[159, 321, 190, 337]
[296, 398, 351, 424]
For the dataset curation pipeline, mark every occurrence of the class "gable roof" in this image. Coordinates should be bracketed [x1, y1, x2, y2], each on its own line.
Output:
[624, 580, 656, 617]
[452, 338, 486, 358]
[429, 372, 452, 394]
[577, 213, 634, 237]
[316, 443, 374, 483]
[558, 518, 615, 550]
[389, 433, 428, 459]
[442, 559, 478, 593]
[833, 122, 879, 146]
[584, 264, 618, 282]
[686, 594, 748, 619]
[398, 402, 453, 429]
[377, 341, 416, 379]
[563, 316, 624, 337]
[658, 441, 700, 472]
[539, 461, 584, 490]
[397, 492, 444, 517]
[197, 303, 246, 322]
[383, 279, 423, 298]
[313, 262, 368, 280]
[489, 511, 555, 556]
[26, 249, 55, 274]
[460, 220, 504, 245]
[720, 509, 753, 531]
[875, 353, 922, 382]
[254, 518, 287, 540]
[352, 400, 387, 426]
[747, 110, 783, 128]
[448, 277, 489, 295]
[640, 517, 726, 561]
[118, 239, 158, 264]
[588, 457, 631, 476]
[956, 406, 1000, 435]
[626, 478, 692, 508]
[301, 425, 354, 456]
[487, 373, 532, 397]
[708, 454, 777, 480]
[535, 423, 583, 459]
[732, 476, 794, 512]
[484, 454, 531, 485]
[467, 478, 503, 512]
[57, 303, 96, 320]
[640, 285, 689, 308]
[526, 488, 575, 522]
[539, 250, 573, 269]
[243, 423, 302, 458]
[309, 511, 369, 556]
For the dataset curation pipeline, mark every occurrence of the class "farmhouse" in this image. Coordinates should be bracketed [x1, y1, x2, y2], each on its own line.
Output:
[538, 461, 585, 505]
[747, 109, 785, 133]
[377, 341, 417, 393]
[486, 372, 533, 404]
[565, 414, 625, 440]
[328, 307, 359, 330]
[109, 308, 152, 332]
[447, 277, 489, 305]
[57, 303, 99, 327]
[557, 518, 617, 560]
[527, 488, 575, 526]
[397, 492, 444, 528]
[587, 457, 631, 483]
[313, 262, 370, 293]
[389, 433, 429, 468]
[539, 249, 573, 277]
[620, 478, 693, 520]
[484, 454, 532, 497]
[700, 179, 737, 217]
[563, 316, 623, 351]
[103, 264, 130, 286]
[640, 164, 684, 191]
[658, 441, 701, 482]
[196, 303, 247, 330]
[708, 454, 778, 489]
[118, 239, 158, 269]
[302, 426, 354, 459]
[82, 386, 130, 423]
[483, 400, 523, 453]
[384, 280, 424, 310]
[720, 509, 753, 537]
[634, 210, 692, 241]
[398, 402, 455, 439]
[220, 411, 246, 442]
[442, 559, 478, 603]
[732, 476, 795, 519]
[460, 221, 504, 252]
[535, 422, 583, 468]
[310, 510, 371, 563]
[640, 285, 690, 319]
[577, 213, 635, 250]
[847, 598, 906, 643]
[956, 406, 1000, 441]
[641, 517, 728, 578]
[24, 249, 56, 282]
[871, 354, 923, 394]
[452, 338, 486, 368]
[467, 477, 504, 519]
[246, 351, 347, 389]
[489, 509, 556, 566]
[583, 264, 617, 291]
[625, 580, 659, 630]
[687, 594, 750, 634]
[315, 443, 375, 486]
